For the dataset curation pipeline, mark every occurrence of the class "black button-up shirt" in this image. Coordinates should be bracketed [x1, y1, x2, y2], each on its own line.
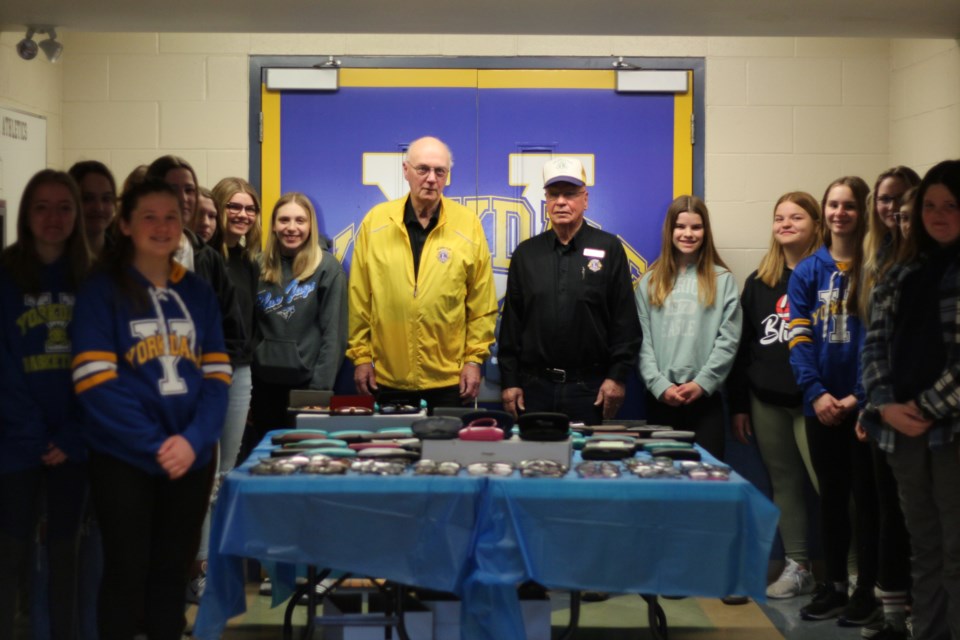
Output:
[403, 197, 439, 279]
[498, 223, 642, 387]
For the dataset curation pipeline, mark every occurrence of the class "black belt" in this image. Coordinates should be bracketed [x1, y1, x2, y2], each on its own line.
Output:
[524, 365, 605, 384]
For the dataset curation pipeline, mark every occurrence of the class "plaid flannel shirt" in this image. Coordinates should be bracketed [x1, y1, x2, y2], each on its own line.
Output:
[861, 256, 960, 452]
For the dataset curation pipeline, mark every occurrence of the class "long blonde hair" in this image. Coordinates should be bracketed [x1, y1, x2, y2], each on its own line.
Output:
[756, 192, 822, 287]
[861, 166, 920, 312]
[646, 195, 729, 308]
[260, 192, 322, 285]
[211, 177, 262, 260]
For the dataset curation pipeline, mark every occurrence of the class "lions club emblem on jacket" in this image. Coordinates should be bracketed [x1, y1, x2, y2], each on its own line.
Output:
[587, 258, 603, 273]
[437, 248, 451, 264]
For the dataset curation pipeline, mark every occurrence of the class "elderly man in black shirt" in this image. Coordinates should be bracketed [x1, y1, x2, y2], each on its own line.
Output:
[498, 157, 642, 425]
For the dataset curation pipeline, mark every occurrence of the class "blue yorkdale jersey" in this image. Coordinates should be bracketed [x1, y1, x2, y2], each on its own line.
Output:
[787, 246, 865, 416]
[0, 258, 86, 472]
[72, 263, 232, 475]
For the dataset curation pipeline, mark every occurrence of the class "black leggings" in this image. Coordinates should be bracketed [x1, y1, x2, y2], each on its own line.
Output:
[805, 414, 879, 586]
[89, 453, 214, 640]
[242, 377, 305, 463]
[872, 440, 912, 591]
[645, 391, 726, 460]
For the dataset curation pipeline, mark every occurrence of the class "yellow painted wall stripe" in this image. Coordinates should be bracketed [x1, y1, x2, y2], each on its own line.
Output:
[672, 70, 693, 198]
[340, 68, 477, 87]
[261, 83, 282, 247]
[478, 69, 615, 90]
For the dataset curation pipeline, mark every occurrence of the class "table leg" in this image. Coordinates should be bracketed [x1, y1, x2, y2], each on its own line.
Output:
[641, 595, 668, 640]
[557, 591, 582, 640]
[382, 582, 411, 640]
[282, 566, 332, 640]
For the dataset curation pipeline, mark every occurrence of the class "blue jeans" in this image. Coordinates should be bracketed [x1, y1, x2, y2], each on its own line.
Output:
[197, 365, 252, 561]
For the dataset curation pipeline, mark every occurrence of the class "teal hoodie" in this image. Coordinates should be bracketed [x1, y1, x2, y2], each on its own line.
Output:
[636, 264, 742, 400]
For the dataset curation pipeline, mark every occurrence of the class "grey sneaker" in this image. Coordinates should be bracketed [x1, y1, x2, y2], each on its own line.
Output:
[767, 558, 816, 599]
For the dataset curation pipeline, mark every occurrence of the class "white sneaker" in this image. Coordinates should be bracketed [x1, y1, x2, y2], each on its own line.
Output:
[861, 620, 885, 638]
[766, 558, 815, 599]
[185, 571, 206, 605]
[259, 577, 272, 596]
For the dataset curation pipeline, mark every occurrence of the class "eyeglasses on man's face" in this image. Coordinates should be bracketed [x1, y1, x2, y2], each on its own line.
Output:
[225, 202, 259, 215]
[410, 164, 449, 180]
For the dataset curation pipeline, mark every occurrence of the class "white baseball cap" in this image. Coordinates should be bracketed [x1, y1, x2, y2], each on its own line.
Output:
[542, 157, 586, 187]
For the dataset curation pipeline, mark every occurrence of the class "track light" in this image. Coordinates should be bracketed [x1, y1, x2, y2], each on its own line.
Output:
[39, 29, 63, 62]
[17, 26, 63, 63]
[16, 28, 38, 61]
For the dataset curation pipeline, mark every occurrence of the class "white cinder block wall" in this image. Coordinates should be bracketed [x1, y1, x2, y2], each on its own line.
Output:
[1, 32, 958, 285]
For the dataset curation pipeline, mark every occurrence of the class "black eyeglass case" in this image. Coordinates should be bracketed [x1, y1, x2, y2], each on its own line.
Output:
[517, 412, 570, 442]
[412, 416, 463, 440]
[581, 440, 635, 460]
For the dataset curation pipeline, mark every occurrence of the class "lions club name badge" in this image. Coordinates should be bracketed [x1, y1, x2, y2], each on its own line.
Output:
[584, 248, 604, 273]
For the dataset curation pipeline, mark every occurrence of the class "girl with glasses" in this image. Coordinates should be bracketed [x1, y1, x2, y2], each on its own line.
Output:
[861, 159, 960, 640]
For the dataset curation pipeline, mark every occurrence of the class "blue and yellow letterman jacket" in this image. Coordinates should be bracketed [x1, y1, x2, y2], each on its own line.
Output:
[72, 264, 232, 475]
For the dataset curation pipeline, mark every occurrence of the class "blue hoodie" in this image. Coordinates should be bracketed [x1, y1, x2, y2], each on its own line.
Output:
[0, 258, 86, 472]
[787, 245, 865, 416]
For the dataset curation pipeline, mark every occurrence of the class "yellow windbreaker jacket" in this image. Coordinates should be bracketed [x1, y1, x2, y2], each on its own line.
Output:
[347, 196, 497, 390]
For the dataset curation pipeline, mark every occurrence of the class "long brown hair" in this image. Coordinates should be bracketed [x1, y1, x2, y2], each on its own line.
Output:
[212, 177, 262, 260]
[1, 170, 92, 294]
[821, 176, 869, 317]
[146, 155, 199, 223]
[756, 192, 822, 287]
[646, 195, 729, 308]
[100, 179, 181, 310]
[260, 192, 322, 285]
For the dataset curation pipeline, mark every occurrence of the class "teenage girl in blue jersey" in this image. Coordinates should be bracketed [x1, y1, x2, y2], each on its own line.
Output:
[72, 179, 231, 640]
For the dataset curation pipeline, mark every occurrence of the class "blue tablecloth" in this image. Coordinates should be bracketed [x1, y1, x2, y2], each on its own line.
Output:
[194, 437, 779, 640]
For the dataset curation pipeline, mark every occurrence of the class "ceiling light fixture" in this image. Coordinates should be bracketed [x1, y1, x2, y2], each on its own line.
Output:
[39, 28, 63, 63]
[17, 26, 63, 63]
[16, 28, 38, 60]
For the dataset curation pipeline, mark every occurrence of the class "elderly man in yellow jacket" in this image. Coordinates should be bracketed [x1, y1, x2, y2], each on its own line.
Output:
[347, 136, 497, 408]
